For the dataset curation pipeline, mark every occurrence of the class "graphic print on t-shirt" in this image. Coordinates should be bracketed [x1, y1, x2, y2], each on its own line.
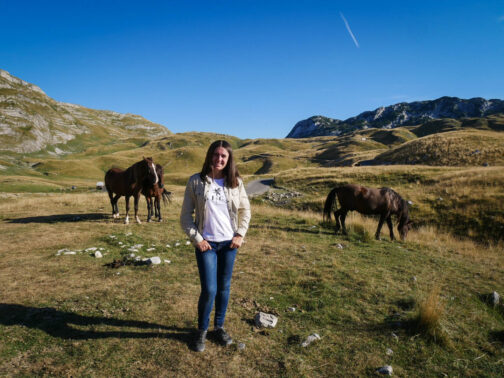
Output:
[210, 186, 225, 203]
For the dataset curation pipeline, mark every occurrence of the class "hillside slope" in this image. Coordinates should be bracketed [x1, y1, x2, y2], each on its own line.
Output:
[0, 69, 171, 155]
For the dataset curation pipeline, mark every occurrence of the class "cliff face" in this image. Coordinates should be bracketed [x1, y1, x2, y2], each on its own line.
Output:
[0, 69, 171, 154]
[287, 97, 504, 138]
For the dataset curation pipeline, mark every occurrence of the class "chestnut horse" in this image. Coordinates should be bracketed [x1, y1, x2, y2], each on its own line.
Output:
[141, 164, 172, 222]
[105, 157, 159, 224]
[323, 184, 412, 240]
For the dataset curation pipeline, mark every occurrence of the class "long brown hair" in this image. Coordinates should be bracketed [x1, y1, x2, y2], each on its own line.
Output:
[200, 140, 240, 188]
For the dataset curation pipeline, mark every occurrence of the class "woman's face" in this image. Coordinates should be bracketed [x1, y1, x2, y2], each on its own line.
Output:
[212, 146, 229, 173]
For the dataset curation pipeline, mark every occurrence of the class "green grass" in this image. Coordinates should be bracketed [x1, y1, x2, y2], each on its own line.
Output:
[1, 195, 502, 376]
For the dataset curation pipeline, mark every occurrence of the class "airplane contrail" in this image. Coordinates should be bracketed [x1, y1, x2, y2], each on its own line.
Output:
[340, 12, 359, 48]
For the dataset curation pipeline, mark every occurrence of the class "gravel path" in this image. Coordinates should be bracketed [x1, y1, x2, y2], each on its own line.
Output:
[246, 178, 274, 197]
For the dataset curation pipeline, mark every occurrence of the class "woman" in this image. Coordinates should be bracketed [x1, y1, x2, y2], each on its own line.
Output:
[180, 140, 251, 352]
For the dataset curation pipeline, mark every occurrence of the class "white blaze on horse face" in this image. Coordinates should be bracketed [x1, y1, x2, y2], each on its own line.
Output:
[151, 163, 159, 184]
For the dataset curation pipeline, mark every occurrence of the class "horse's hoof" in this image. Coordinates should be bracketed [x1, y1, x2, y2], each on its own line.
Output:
[136, 217, 142, 224]
[147, 219, 152, 223]
[158, 218, 163, 222]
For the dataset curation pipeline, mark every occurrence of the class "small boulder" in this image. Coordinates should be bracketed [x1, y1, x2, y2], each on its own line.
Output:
[301, 333, 321, 347]
[377, 365, 393, 375]
[386, 348, 394, 356]
[94, 251, 103, 258]
[490, 291, 500, 307]
[254, 312, 278, 328]
[148, 256, 162, 265]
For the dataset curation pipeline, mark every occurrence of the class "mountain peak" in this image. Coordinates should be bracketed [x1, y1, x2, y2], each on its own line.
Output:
[287, 97, 504, 138]
[0, 69, 46, 96]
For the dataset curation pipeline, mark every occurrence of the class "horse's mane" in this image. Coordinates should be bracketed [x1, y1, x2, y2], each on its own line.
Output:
[381, 187, 409, 220]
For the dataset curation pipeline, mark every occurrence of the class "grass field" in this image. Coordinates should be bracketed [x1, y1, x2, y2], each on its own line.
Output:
[1, 190, 503, 376]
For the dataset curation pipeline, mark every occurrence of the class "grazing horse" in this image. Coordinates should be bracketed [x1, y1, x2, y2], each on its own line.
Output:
[105, 157, 159, 224]
[141, 164, 172, 222]
[323, 184, 412, 241]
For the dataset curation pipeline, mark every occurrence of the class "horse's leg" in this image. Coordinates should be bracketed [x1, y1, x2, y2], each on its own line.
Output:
[124, 196, 130, 224]
[107, 189, 115, 217]
[333, 209, 342, 234]
[113, 194, 121, 218]
[340, 210, 349, 235]
[146, 196, 152, 222]
[375, 214, 386, 240]
[156, 195, 162, 222]
[387, 216, 395, 241]
[134, 192, 142, 224]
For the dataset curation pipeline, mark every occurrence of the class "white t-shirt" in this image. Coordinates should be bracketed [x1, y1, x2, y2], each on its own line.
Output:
[202, 178, 234, 242]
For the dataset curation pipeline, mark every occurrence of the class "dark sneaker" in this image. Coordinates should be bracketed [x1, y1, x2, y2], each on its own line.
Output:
[214, 327, 233, 346]
[194, 330, 207, 352]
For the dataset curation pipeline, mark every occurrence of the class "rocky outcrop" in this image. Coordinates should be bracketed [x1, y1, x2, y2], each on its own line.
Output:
[287, 97, 504, 138]
[0, 69, 171, 153]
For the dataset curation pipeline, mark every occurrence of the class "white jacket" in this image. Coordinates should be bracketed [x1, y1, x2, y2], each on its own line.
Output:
[180, 173, 251, 246]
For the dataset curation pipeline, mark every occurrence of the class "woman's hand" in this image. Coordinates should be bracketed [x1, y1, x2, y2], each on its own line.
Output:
[230, 235, 243, 249]
[196, 240, 212, 252]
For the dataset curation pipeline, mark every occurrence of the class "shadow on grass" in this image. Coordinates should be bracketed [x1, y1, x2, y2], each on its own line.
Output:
[6, 213, 108, 224]
[0, 303, 193, 345]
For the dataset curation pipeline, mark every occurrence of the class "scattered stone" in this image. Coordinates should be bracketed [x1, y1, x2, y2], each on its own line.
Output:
[437, 197, 443, 201]
[85, 247, 97, 252]
[301, 333, 321, 347]
[269, 297, 274, 300]
[148, 256, 161, 265]
[129, 253, 135, 258]
[146, 248, 155, 252]
[185, 241, 191, 245]
[108, 235, 117, 239]
[412, 276, 417, 283]
[125, 232, 132, 236]
[175, 242, 180, 247]
[237, 342, 246, 350]
[335, 243, 344, 249]
[94, 251, 103, 258]
[166, 244, 171, 248]
[63, 251, 76, 255]
[377, 365, 393, 375]
[164, 260, 171, 264]
[254, 312, 278, 328]
[135, 256, 141, 261]
[386, 348, 394, 356]
[407, 200, 413, 205]
[287, 307, 296, 312]
[391, 332, 399, 341]
[490, 291, 500, 306]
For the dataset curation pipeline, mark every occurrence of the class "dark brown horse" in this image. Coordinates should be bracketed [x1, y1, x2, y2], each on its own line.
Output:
[323, 184, 412, 240]
[141, 164, 171, 222]
[105, 157, 159, 224]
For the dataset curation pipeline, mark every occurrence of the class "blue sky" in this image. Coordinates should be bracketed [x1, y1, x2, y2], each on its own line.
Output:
[1, 0, 503, 139]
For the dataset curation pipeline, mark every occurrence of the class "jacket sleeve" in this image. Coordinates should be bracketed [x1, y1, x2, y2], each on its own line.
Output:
[236, 179, 251, 237]
[180, 177, 204, 246]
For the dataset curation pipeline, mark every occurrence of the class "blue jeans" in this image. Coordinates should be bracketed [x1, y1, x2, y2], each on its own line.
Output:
[195, 240, 237, 331]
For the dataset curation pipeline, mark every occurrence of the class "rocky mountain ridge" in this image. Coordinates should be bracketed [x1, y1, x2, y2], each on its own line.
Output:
[0, 69, 171, 154]
[287, 96, 504, 138]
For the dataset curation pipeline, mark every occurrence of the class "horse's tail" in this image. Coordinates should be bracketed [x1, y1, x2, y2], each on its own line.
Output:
[323, 188, 339, 222]
[161, 189, 172, 206]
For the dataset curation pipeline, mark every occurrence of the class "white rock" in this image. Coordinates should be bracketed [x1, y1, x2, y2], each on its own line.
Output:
[391, 332, 399, 341]
[94, 251, 103, 258]
[301, 333, 321, 347]
[99, 247, 105, 250]
[146, 248, 155, 252]
[85, 247, 97, 252]
[491, 291, 500, 306]
[386, 348, 394, 356]
[185, 241, 191, 245]
[148, 256, 161, 265]
[129, 253, 135, 258]
[377, 365, 393, 375]
[175, 242, 180, 247]
[336, 243, 344, 249]
[125, 232, 132, 236]
[412, 276, 417, 283]
[287, 307, 296, 312]
[237, 342, 246, 350]
[64, 251, 76, 255]
[118, 242, 123, 245]
[254, 312, 278, 328]
[164, 259, 171, 264]
[166, 244, 171, 248]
